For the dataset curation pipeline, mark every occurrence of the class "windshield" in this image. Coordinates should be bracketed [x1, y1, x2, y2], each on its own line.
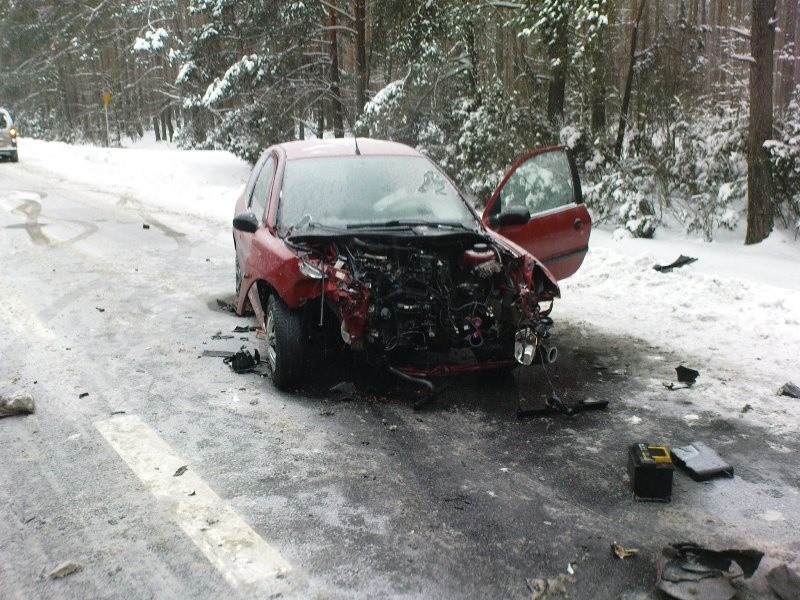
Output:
[279, 155, 477, 233]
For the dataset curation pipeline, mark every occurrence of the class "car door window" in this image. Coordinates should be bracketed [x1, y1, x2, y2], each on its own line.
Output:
[499, 150, 576, 215]
[248, 155, 276, 221]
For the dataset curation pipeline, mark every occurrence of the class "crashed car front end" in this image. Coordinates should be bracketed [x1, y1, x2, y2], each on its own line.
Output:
[288, 229, 560, 375]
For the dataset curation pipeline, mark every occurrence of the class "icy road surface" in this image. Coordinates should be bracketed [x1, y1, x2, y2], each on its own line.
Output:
[1, 140, 799, 599]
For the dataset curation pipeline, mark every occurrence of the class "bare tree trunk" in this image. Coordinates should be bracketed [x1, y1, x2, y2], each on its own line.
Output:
[354, 0, 367, 118]
[546, 9, 569, 127]
[327, 4, 345, 138]
[615, 0, 648, 158]
[779, 0, 798, 110]
[153, 116, 162, 142]
[745, 0, 777, 245]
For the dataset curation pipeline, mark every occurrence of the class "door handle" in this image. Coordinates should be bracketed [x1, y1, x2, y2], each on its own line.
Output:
[573, 218, 583, 229]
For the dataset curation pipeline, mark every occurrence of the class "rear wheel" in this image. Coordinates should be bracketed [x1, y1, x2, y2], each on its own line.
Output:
[10, 151, 18, 163]
[265, 295, 305, 390]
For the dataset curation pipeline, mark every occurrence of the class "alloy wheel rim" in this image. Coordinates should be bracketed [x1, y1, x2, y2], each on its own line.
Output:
[265, 311, 277, 369]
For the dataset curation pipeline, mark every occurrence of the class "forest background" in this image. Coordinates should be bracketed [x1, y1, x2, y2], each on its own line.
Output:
[0, 0, 798, 243]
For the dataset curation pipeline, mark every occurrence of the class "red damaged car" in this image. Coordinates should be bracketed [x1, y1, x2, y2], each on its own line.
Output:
[232, 139, 591, 390]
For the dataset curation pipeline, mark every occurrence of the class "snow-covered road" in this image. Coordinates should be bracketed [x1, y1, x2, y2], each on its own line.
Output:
[2, 138, 799, 599]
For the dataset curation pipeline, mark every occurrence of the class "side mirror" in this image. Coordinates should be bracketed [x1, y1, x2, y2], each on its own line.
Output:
[233, 211, 260, 233]
[496, 205, 531, 227]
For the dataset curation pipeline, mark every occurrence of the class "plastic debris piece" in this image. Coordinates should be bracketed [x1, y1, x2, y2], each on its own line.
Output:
[78, 392, 89, 399]
[653, 255, 698, 273]
[201, 350, 235, 358]
[96, 307, 105, 312]
[657, 543, 763, 600]
[0, 394, 36, 418]
[670, 441, 733, 481]
[48, 561, 83, 579]
[223, 347, 261, 374]
[142, 223, 150, 229]
[767, 564, 800, 600]
[778, 382, 800, 399]
[611, 542, 639, 559]
[232, 325, 254, 333]
[173, 465, 188, 477]
[675, 366, 700, 385]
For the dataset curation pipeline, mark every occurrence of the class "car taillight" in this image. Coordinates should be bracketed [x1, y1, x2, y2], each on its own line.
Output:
[9, 127, 16, 139]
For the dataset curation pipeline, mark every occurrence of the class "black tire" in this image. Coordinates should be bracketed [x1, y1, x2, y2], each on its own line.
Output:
[11, 151, 18, 163]
[265, 294, 305, 390]
[235, 252, 243, 296]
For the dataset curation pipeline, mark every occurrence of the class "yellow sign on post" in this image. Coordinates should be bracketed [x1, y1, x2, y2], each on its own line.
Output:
[102, 91, 112, 106]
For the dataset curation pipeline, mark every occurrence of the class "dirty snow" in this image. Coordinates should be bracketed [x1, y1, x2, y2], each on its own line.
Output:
[14, 137, 800, 433]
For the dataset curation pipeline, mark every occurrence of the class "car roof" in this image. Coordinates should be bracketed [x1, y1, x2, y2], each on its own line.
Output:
[279, 138, 421, 161]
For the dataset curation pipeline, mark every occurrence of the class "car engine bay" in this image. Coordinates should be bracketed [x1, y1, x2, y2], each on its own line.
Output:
[292, 232, 559, 369]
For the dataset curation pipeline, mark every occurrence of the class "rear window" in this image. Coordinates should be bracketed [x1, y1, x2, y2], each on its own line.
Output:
[0, 113, 7, 128]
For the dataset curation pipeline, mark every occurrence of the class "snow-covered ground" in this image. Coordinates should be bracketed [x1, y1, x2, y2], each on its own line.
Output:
[15, 137, 800, 434]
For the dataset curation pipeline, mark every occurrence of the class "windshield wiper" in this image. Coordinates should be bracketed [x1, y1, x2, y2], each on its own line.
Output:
[346, 219, 474, 231]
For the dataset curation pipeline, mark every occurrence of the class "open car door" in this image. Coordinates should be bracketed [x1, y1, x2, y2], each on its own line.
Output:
[481, 146, 591, 281]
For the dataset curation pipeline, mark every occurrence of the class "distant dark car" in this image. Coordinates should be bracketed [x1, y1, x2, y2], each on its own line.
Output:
[232, 138, 591, 390]
[0, 108, 18, 163]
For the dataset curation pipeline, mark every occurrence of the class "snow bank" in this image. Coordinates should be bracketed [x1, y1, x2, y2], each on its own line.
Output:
[18, 137, 250, 223]
[558, 228, 800, 434]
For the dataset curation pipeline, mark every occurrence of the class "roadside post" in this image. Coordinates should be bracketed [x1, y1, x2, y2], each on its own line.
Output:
[102, 91, 112, 147]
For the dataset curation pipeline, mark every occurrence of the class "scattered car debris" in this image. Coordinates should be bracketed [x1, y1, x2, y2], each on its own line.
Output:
[173, 465, 188, 477]
[110, 410, 126, 416]
[188, 490, 196, 496]
[611, 542, 639, 559]
[516, 384, 609, 418]
[232, 325, 255, 333]
[47, 561, 83, 579]
[663, 382, 691, 391]
[670, 441, 733, 481]
[0, 394, 35, 418]
[767, 563, 800, 600]
[78, 392, 89, 399]
[95, 307, 105, 312]
[627, 443, 674, 502]
[653, 255, 698, 273]
[142, 223, 150, 229]
[223, 347, 261, 374]
[330, 381, 357, 401]
[656, 543, 763, 600]
[525, 575, 571, 599]
[740, 403, 753, 414]
[215, 298, 236, 313]
[778, 382, 800, 399]
[211, 332, 234, 340]
[675, 365, 700, 385]
[201, 350, 235, 358]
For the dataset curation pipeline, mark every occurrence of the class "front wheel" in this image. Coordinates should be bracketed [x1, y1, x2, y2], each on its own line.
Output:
[235, 252, 243, 296]
[265, 295, 305, 390]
